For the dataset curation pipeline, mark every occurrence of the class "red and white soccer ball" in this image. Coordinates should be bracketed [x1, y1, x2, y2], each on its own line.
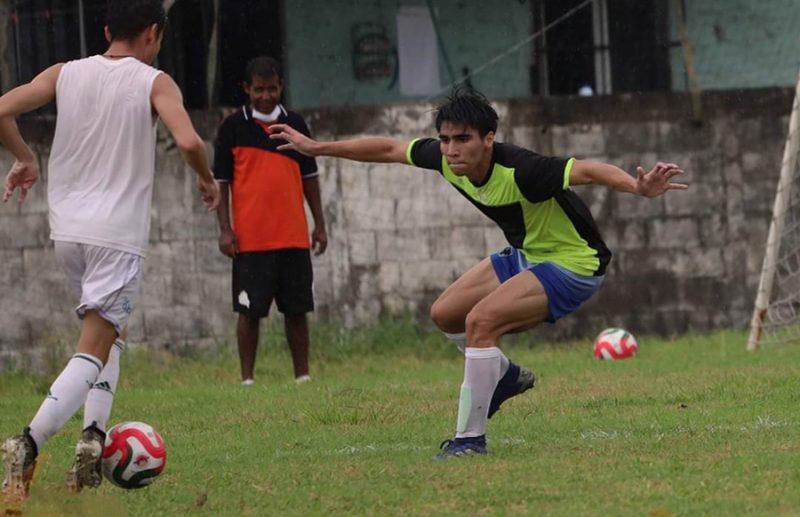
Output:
[102, 421, 167, 489]
[593, 328, 638, 360]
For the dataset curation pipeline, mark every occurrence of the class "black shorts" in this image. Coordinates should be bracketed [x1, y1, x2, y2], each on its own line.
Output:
[232, 249, 314, 317]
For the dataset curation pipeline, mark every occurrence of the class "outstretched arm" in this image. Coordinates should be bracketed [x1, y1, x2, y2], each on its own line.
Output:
[0, 63, 62, 203]
[151, 73, 220, 211]
[569, 159, 687, 198]
[268, 123, 409, 164]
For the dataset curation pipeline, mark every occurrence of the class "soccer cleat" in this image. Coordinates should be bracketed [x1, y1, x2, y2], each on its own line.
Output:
[487, 363, 536, 419]
[66, 424, 105, 493]
[2, 428, 38, 505]
[434, 436, 488, 460]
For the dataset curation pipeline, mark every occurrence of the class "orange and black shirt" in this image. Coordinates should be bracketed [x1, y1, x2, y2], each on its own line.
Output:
[213, 106, 318, 252]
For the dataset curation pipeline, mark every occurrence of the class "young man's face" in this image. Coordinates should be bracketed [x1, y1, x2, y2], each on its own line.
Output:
[243, 75, 283, 114]
[438, 122, 494, 176]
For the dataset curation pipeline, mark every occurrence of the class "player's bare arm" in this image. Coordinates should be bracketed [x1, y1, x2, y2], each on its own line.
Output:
[269, 123, 408, 164]
[569, 159, 687, 197]
[151, 73, 220, 210]
[0, 64, 63, 203]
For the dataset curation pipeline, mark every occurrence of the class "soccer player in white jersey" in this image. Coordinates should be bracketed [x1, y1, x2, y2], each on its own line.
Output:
[269, 90, 686, 459]
[0, 0, 219, 503]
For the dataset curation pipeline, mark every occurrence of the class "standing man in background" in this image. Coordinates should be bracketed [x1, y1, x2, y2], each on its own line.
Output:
[1, 0, 219, 503]
[214, 56, 327, 386]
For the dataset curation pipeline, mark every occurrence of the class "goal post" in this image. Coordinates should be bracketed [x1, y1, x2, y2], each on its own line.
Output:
[747, 70, 800, 350]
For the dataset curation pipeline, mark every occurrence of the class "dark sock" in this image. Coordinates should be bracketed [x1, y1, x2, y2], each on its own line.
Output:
[453, 434, 485, 445]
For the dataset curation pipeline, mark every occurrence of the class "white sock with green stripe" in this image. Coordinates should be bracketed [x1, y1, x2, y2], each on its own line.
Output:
[83, 339, 124, 432]
[27, 353, 103, 450]
[455, 347, 505, 439]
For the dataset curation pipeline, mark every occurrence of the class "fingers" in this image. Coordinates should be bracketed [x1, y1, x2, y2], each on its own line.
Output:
[268, 124, 291, 140]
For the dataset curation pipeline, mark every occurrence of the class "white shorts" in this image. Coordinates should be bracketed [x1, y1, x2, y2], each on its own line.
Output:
[55, 241, 143, 334]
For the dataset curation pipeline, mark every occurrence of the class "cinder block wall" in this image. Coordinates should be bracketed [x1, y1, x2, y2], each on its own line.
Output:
[0, 88, 792, 364]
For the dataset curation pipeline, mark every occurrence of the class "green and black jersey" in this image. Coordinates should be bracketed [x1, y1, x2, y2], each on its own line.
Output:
[407, 138, 611, 276]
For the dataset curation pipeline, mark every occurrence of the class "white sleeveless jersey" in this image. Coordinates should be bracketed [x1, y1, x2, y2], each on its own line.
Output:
[48, 56, 163, 257]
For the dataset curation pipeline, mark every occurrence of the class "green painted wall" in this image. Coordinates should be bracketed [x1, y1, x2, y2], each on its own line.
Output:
[282, 0, 533, 108]
[280, 0, 799, 108]
[672, 0, 800, 91]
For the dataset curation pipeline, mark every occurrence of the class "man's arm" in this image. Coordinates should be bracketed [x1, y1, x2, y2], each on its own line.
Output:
[151, 73, 220, 210]
[215, 182, 237, 257]
[268, 123, 409, 164]
[569, 159, 687, 198]
[0, 63, 62, 203]
[302, 176, 327, 256]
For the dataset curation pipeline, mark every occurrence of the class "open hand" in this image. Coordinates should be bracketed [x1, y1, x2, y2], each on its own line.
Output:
[636, 162, 687, 198]
[268, 124, 319, 156]
[3, 159, 39, 204]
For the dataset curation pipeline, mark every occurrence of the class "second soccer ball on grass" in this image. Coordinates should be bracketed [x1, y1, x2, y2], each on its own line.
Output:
[593, 328, 638, 360]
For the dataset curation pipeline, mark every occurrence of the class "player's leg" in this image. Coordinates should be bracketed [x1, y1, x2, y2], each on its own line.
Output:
[65, 244, 142, 492]
[436, 270, 549, 459]
[233, 252, 274, 384]
[275, 248, 314, 383]
[432, 249, 534, 421]
[83, 327, 127, 433]
[430, 257, 500, 335]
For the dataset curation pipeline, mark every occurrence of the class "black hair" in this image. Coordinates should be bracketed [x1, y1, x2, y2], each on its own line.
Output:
[106, 0, 167, 41]
[435, 87, 499, 137]
[244, 56, 283, 84]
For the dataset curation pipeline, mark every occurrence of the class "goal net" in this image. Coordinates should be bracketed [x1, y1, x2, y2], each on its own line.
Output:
[748, 71, 800, 350]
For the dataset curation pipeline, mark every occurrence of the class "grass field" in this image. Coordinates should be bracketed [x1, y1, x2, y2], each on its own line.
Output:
[1, 321, 799, 516]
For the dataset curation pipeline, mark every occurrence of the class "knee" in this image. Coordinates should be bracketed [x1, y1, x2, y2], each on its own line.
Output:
[430, 296, 459, 332]
[465, 304, 498, 342]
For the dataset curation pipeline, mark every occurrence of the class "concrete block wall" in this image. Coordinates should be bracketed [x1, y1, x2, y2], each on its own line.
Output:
[0, 87, 794, 364]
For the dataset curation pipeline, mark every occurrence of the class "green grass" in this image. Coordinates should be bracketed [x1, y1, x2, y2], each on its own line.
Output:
[2, 323, 800, 516]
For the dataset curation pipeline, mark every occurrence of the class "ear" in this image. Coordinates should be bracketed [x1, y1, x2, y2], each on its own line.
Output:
[104, 26, 112, 44]
[484, 131, 495, 146]
[147, 23, 160, 42]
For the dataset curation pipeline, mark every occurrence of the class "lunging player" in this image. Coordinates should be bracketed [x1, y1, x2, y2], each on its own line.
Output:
[268, 89, 686, 458]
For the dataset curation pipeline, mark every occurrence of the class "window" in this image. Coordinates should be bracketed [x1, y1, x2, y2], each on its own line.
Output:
[532, 0, 670, 96]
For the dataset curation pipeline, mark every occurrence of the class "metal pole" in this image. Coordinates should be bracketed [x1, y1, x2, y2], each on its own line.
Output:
[78, 0, 87, 57]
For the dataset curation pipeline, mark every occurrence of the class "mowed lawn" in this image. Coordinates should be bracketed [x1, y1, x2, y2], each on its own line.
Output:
[1, 324, 799, 516]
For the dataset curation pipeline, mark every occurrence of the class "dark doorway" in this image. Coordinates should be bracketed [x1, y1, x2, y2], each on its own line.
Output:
[607, 0, 670, 93]
[160, 0, 216, 109]
[218, 0, 284, 106]
[541, 0, 595, 96]
[533, 0, 670, 96]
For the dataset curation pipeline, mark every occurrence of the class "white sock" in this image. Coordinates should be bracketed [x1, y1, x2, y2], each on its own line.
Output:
[455, 347, 506, 439]
[28, 353, 103, 450]
[443, 332, 466, 354]
[83, 339, 124, 432]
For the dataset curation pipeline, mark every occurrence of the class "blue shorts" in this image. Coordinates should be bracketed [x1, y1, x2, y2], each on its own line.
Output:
[490, 247, 604, 323]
